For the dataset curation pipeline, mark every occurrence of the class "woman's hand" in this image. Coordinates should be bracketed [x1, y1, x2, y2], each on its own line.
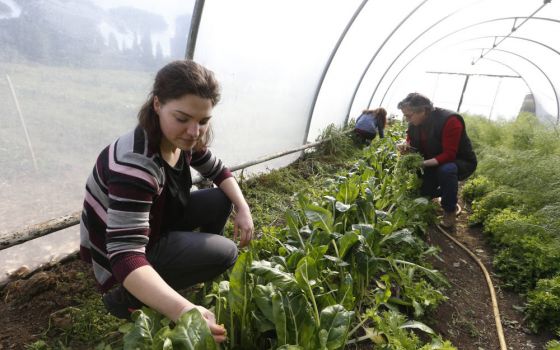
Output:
[234, 206, 254, 247]
[180, 305, 227, 343]
[397, 142, 413, 154]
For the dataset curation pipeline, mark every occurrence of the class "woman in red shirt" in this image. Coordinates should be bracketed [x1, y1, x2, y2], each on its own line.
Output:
[397, 93, 477, 228]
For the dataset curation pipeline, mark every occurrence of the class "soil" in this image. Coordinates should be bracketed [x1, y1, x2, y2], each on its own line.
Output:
[0, 204, 555, 349]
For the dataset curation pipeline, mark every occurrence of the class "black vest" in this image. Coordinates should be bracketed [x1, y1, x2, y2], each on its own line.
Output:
[408, 108, 477, 180]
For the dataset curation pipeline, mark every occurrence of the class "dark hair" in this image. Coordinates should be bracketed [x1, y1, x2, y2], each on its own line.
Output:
[397, 92, 433, 114]
[138, 60, 221, 151]
[361, 107, 387, 128]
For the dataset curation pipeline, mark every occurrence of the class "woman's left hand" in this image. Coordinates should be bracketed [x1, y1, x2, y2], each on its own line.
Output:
[234, 206, 254, 247]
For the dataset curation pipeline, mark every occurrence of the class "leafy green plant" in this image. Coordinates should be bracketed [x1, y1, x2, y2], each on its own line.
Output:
[493, 234, 560, 292]
[120, 307, 218, 350]
[461, 176, 494, 203]
[468, 186, 519, 225]
[526, 275, 560, 333]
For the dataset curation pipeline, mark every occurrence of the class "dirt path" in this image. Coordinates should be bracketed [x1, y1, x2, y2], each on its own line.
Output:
[426, 202, 553, 350]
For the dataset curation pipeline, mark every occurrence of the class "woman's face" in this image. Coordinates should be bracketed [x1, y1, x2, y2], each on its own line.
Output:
[401, 107, 428, 126]
[154, 94, 213, 151]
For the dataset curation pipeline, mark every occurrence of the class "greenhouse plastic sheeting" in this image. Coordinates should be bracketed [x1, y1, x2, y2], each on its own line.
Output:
[1, 0, 560, 278]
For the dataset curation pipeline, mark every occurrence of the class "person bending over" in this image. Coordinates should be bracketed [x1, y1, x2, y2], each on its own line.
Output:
[79, 60, 254, 343]
[397, 92, 477, 228]
[354, 107, 387, 144]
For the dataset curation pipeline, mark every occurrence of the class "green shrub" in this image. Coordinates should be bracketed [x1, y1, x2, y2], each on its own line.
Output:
[536, 203, 560, 236]
[526, 275, 560, 333]
[461, 176, 495, 203]
[468, 186, 519, 225]
[482, 208, 540, 245]
[494, 235, 560, 292]
[547, 340, 560, 350]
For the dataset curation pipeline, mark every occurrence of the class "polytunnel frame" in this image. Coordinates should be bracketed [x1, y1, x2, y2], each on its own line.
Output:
[469, 47, 559, 125]
[342, 0, 430, 125]
[479, 57, 535, 102]
[371, 17, 560, 124]
[350, 1, 552, 121]
[304, 0, 368, 144]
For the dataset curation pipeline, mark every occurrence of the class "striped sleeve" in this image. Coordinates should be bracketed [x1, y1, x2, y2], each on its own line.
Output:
[105, 138, 161, 283]
[191, 148, 232, 186]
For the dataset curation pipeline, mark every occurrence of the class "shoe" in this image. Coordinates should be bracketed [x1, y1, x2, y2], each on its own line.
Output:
[440, 210, 456, 229]
[102, 286, 142, 320]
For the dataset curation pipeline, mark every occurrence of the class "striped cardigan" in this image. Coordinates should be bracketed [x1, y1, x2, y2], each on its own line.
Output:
[79, 126, 232, 292]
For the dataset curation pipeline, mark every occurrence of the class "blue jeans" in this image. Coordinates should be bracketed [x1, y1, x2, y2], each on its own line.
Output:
[420, 162, 458, 213]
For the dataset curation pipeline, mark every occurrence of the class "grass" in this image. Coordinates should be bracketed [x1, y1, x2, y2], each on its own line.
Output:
[0, 62, 150, 179]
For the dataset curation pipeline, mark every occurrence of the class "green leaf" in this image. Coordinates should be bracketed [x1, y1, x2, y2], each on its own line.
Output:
[295, 256, 319, 291]
[304, 204, 334, 233]
[318, 305, 354, 350]
[123, 310, 154, 349]
[169, 308, 218, 350]
[334, 201, 351, 213]
[277, 346, 304, 350]
[230, 251, 252, 318]
[253, 284, 275, 322]
[400, 320, 435, 335]
[338, 273, 355, 310]
[379, 228, 416, 246]
[250, 260, 299, 292]
[335, 178, 360, 204]
[338, 231, 359, 259]
[273, 292, 288, 346]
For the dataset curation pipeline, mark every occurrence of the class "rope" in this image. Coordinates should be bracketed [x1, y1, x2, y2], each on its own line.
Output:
[435, 223, 507, 350]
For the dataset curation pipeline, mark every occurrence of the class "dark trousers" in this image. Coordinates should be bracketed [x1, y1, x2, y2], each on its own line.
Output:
[119, 188, 237, 306]
[420, 162, 458, 213]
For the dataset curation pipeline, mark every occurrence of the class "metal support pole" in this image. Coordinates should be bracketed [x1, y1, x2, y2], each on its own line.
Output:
[303, 0, 368, 144]
[489, 78, 502, 120]
[457, 74, 470, 112]
[185, 0, 205, 59]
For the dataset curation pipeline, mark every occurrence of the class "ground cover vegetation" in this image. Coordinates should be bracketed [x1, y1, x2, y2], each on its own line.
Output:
[23, 125, 457, 349]
[461, 113, 560, 348]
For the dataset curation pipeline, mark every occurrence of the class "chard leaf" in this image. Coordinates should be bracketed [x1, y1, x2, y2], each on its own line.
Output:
[123, 309, 154, 349]
[229, 251, 252, 319]
[335, 201, 351, 213]
[400, 320, 435, 335]
[273, 292, 288, 346]
[169, 308, 218, 350]
[338, 231, 359, 258]
[253, 284, 275, 322]
[379, 228, 416, 246]
[295, 256, 319, 290]
[250, 260, 299, 291]
[335, 178, 360, 204]
[318, 305, 354, 350]
[304, 204, 334, 233]
[338, 273, 355, 310]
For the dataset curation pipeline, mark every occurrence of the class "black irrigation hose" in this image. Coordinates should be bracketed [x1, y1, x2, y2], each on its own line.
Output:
[435, 222, 507, 350]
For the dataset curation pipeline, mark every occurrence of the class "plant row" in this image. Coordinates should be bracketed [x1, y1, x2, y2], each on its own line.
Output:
[113, 127, 456, 349]
[461, 113, 560, 347]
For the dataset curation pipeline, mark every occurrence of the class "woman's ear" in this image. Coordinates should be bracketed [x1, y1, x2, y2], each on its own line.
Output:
[153, 96, 160, 113]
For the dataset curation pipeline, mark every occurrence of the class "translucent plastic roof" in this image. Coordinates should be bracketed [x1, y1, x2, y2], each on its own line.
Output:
[1, 0, 559, 240]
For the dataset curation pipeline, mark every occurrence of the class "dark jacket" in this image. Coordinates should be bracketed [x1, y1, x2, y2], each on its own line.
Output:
[408, 108, 477, 180]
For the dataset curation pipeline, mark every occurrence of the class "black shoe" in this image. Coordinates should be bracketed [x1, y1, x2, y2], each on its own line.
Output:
[102, 286, 142, 320]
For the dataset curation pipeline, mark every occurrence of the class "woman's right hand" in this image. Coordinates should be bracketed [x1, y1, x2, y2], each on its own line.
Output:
[185, 305, 227, 343]
[397, 142, 413, 154]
